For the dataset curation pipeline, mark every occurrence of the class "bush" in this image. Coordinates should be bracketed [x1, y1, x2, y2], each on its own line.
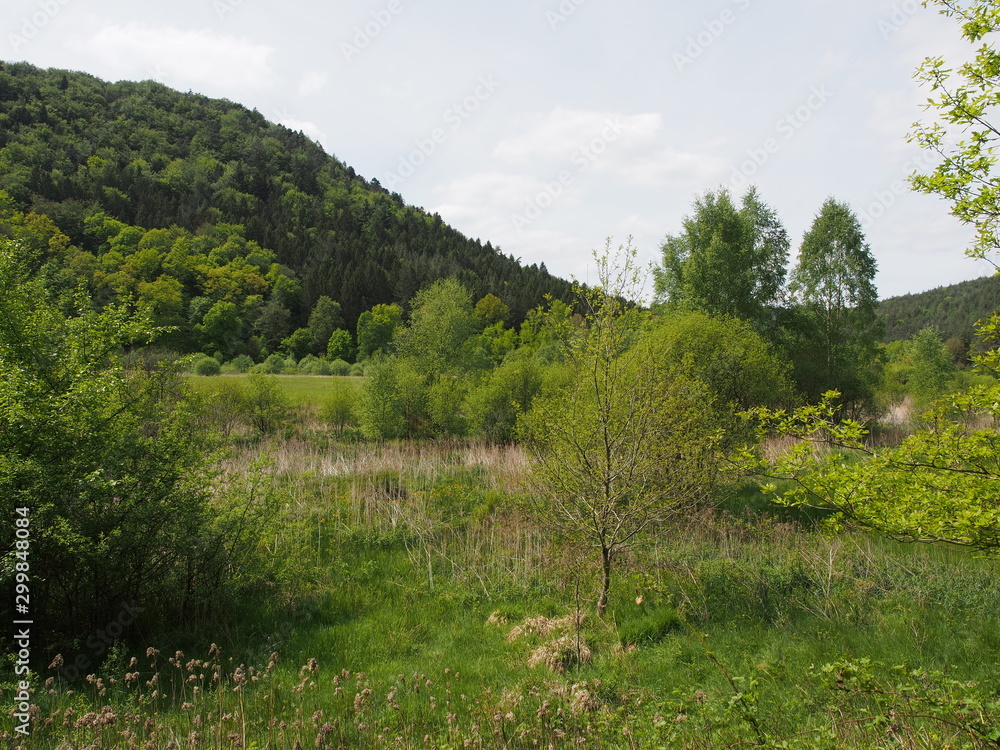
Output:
[243, 372, 290, 434]
[255, 352, 287, 374]
[328, 358, 351, 376]
[320, 379, 359, 433]
[229, 354, 254, 373]
[194, 355, 222, 376]
[349, 363, 365, 377]
[297, 354, 321, 374]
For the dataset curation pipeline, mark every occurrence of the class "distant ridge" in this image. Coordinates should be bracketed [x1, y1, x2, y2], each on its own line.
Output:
[878, 274, 1000, 343]
[0, 61, 573, 334]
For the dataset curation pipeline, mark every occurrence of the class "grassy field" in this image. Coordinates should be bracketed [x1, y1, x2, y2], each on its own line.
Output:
[186, 373, 363, 407]
[14, 433, 1000, 749]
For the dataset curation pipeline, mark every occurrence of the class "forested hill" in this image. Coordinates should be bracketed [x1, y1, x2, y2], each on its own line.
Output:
[878, 273, 1000, 343]
[0, 61, 572, 333]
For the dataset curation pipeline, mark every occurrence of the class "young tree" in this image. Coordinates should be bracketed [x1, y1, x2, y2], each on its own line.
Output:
[654, 186, 789, 334]
[394, 277, 482, 374]
[521, 239, 721, 615]
[307, 295, 344, 355]
[787, 198, 882, 411]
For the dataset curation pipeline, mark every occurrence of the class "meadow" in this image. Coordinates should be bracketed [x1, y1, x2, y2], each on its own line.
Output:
[12, 398, 1000, 749]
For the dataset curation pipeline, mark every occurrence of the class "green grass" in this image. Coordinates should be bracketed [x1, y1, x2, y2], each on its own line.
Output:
[186, 373, 363, 407]
[17, 440, 1000, 749]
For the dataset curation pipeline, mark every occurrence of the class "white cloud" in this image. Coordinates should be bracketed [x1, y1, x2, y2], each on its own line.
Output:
[277, 116, 327, 147]
[78, 24, 276, 93]
[493, 106, 663, 166]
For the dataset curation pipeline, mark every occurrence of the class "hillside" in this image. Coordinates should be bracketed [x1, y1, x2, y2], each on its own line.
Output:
[0, 61, 573, 341]
[878, 273, 1000, 343]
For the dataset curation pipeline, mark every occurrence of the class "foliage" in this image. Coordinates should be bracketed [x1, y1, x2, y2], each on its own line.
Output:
[193, 354, 222, 376]
[465, 352, 545, 442]
[745, 388, 1000, 552]
[643, 310, 796, 446]
[907, 325, 958, 400]
[393, 277, 484, 375]
[878, 274, 1000, 343]
[320, 378, 360, 434]
[0, 62, 574, 343]
[654, 186, 789, 336]
[909, 0, 1000, 265]
[359, 357, 406, 440]
[0, 240, 269, 641]
[356, 303, 403, 360]
[242, 372, 290, 434]
[787, 198, 883, 411]
[307, 296, 343, 355]
[521, 239, 722, 614]
[326, 328, 355, 362]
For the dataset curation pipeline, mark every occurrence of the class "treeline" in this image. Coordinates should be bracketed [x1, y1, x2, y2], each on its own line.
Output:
[878, 274, 1000, 344]
[0, 61, 573, 342]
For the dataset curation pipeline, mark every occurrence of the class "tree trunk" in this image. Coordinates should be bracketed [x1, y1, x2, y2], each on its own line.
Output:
[597, 545, 612, 615]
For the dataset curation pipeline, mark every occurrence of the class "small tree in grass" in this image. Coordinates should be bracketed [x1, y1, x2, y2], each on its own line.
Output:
[520, 238, 721, 615]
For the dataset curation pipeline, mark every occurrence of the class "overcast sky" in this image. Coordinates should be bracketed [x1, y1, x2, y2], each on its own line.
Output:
[4, 0, 991, 298]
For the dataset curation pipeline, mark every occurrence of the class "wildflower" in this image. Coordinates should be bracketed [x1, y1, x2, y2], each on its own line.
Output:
[48, 654, 64, 670]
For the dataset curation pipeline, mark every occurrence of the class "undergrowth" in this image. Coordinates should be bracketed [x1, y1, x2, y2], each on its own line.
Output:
[5, 438, 1000, 748]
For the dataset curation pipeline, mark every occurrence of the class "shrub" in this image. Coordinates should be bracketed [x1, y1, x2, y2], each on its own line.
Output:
[349, 363, 365, 377]
[328, 358, 351, 376]
[256, 352, 286, 374]
[320, 379, 359, 433]
[229, 353, 254, 373]
[194, 355, 222, 376]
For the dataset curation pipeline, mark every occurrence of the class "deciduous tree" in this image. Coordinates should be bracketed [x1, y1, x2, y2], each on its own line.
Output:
[522, 239, 721, 615]
[787, 198, 882, 412]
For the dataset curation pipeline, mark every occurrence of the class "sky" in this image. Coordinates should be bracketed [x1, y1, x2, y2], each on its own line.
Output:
[3, 0, 992, 299]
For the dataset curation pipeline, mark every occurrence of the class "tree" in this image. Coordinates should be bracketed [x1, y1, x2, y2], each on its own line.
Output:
[521, 239, 720, 615]
[746, 3, 1000, 555]
[196, 300, 243, 358]
[255, 298, 291, 351]
[356, 303, 403, 359]
[327, 328, 355, 362]
[746, 391, 1000, 553]
[654, 186, 789, 334]
[280, 327, 313, 361]
[907, 326, 956, 400]
[644, 311, 797, 448]
[787, 198, 882, 411]
[909, 0, 1000, 265]
[0, 239, 257, 641]
[474, 293, 510, 328]
[394, 277, 482, 374]
[308, 295, 344, 355]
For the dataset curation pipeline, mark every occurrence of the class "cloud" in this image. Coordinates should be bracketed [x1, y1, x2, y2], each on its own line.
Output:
[493, 106, 662, 166]
[79, 23, 276, 93]
[276, 116, 327, 146]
